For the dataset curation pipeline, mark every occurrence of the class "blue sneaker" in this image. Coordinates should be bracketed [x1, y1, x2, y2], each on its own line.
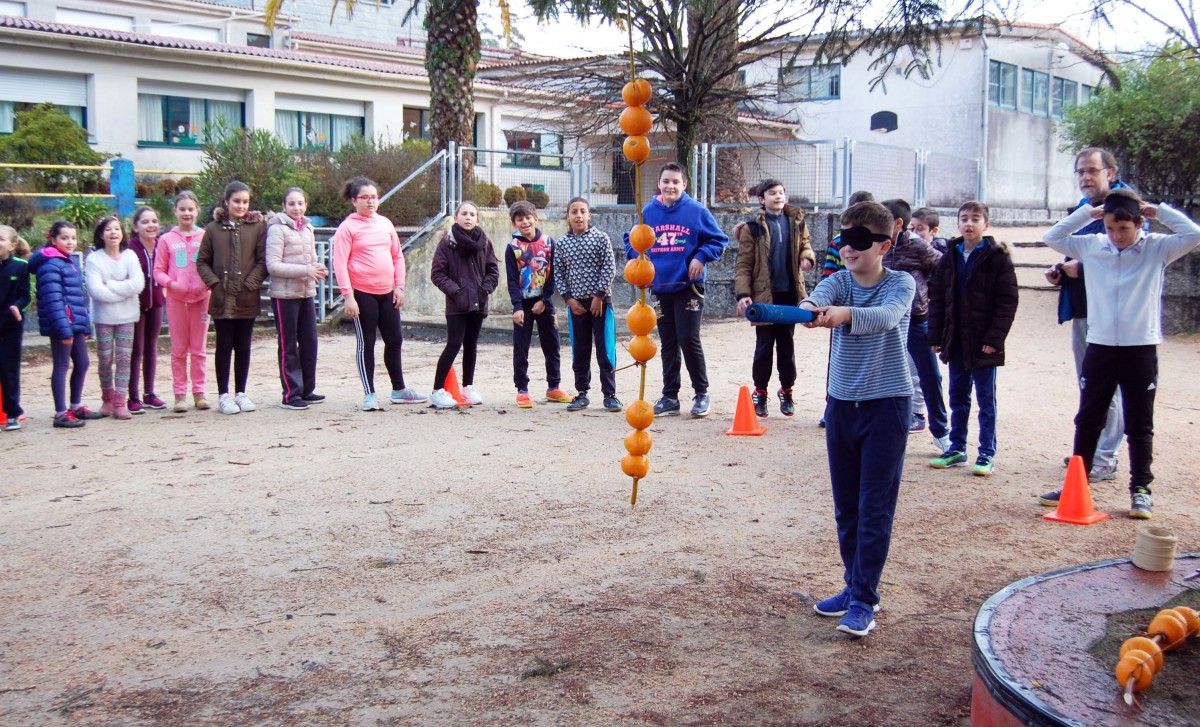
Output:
[813, 589, 882, 617]
[836, 601, 877, 637]
[362, 393, 382, 411]
[391, 388, 429, 405]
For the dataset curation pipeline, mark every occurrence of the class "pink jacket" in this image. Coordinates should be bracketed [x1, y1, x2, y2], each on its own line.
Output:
[154, 227, 210, 304]
[332, 212, 406, 296]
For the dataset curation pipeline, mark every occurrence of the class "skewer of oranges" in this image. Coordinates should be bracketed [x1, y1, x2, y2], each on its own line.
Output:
[619, 74, 657, 506]
[1114, 605, 1199, 704]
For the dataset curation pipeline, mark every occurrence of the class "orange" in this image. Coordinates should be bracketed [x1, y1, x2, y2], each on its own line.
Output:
[621, 78, 653, 106]
[621, 453, 649, 479]
[628, 223, 655, 253]
[1149, 609, 1188, 649]
[623, 135, 650, 165]
[626, 399, 654, 430]
[1115, 649, 1155, 692]
[627, 335, 657, 363]
[626, 301, 656, 336]
[1173, 606, 1200, 637]
[624, 429, 653, 456]
[1119, 636, 1164, 673]
[624, 257, 655, 288]
[619, 106, 653, 136]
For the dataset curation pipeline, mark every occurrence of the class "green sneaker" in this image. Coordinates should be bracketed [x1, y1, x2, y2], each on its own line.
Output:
[972, 455, 995, 476]
[929, 450, 967, 469]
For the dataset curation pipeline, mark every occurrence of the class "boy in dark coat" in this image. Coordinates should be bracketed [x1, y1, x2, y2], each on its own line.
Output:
[927, 201, 1019, 476]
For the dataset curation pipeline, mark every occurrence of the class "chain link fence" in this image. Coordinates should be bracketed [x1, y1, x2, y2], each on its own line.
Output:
[924, 152, 981, 207]
[849, 141, 919, 204]
[461, 146, 577, 212]
[707, 140, 841, 209]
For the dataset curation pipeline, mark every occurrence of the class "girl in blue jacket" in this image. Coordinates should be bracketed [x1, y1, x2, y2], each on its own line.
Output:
[29, 221, 103, 428]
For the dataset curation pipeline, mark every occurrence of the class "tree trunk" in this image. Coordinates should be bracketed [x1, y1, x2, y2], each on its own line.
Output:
[689, 3, 748, 204]
[425, 0, 480, 184]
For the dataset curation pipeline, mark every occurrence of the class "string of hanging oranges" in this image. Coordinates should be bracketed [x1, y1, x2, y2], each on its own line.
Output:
[617, 51, 657, 505]
[1113, 605, 1199, 704]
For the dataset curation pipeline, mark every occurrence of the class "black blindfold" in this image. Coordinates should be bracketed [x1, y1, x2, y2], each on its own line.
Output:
[841, 226, 893, 251]
[1102, 195, 1141, 218]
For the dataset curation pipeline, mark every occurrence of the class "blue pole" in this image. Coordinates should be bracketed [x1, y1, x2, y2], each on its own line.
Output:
[110, 158, 135, 218]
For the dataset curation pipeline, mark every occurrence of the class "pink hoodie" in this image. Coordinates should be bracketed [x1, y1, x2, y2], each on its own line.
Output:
[154, 227, 210, 303]
[332, 212, 406, 296]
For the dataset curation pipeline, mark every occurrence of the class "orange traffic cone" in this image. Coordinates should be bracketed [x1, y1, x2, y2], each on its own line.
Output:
[726, 385, 766, 436]
[444, 367, 469, 407]
[1044, 455, 1109, 525]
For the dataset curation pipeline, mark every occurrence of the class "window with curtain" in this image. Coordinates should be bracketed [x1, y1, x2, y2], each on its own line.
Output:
[402, 107, 428, 140]
[777, 65, 841, 102]
[1081, 84, 1097, 104]
[988, 60, 1017, 110]
[137, 93, 244, 146]
[276, 110, 364, 151]
[1051, 77, 1078, 119]
[503, 130, 564, 169]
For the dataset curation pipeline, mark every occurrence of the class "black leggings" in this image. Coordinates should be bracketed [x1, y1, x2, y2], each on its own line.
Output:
[353, 290, 405, 394]
[434, 313, 485, 389]
[214, 318, 254, 395]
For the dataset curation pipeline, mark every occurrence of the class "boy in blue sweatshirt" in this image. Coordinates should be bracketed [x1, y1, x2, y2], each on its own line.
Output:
[505, 201, 571, 408]
[625, 162, 727, 418]
[800, 201, 915, 638]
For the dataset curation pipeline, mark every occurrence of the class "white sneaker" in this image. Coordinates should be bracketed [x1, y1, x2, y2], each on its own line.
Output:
[429, 388, 457, 410]
[218, 393, 240, 415]
[463, 385, 483, 405]
[933, 433, 950, 454]
[234, 392, 257, 412]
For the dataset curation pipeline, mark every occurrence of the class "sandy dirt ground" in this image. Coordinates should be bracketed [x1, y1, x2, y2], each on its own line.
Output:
[1, 288, 1198, 726]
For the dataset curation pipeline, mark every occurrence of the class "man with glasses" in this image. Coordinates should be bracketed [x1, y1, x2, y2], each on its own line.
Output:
[1042, 147, 1127, 484]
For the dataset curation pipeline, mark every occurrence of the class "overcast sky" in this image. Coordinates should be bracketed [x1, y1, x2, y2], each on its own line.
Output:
[482, 0, 1182, 58]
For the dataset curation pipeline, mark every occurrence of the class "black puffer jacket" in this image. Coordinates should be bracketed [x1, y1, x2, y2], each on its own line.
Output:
[430, 229, 500, 316]
[928, 236, 1019, 368]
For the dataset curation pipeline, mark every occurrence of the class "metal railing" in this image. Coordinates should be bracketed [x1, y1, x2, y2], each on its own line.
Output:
[455, 143, 584, 212]
[706, 139, 842, 209]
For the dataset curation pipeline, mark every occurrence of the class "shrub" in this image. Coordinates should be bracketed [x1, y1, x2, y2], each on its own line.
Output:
[293, 147, 342, 222]
[0, 104, 111, 192]
[526, 187, 549, 209]
[0, 189, 37, 230]
[175, 176, 195, 191]
[196, 124, 305, 218]
[503, 185, 527, 207]
[135, 182, 153, 198]
[56, 195, 112, 252]
[469, 181, 502, 207]
[143, 194, 177, 227]
[155, 178, 178, 197]
[330, 137, 439, 226]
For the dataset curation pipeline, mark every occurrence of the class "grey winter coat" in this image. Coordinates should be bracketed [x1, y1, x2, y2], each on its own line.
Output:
[265, 211, 318, 300]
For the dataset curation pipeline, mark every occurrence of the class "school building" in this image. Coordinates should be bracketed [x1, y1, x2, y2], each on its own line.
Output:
[0, 0, 579, 199]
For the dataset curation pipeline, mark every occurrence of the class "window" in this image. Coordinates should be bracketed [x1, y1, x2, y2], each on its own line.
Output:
[988, 60, 1017, 109]
[402, 107, 428, 140]
[1081, 84, 1096, 104]
[137, 93, 242, 146]
[778, 65, 840, 102]
[472, 113, 484, 147]
[502, 130, 563, 168]
[0, 69, 88, 134]
[1051, 77, 1077, 119]
[276, 110, 362, 151]
[149, 21, 220, 42]
[55, 8, 133, 31]
[246, 32, 271, 48]
[1020, 68, 1049, 116]
[0, 2, 26, 17]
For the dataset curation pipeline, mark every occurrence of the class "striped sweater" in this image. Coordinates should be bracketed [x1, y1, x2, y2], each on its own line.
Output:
[804, 269, 915, 401]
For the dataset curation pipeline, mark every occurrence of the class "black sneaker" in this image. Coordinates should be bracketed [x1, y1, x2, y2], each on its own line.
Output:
[303, 393, 326, 404]
[818, 417, 826, 428]
[53, 410, 85, 428]
[653, 397, 680, 417]
[690, 393, 711, 418]
[280, 397, 310, 410]
[603, 395, 623, 412]
[752, 389, 768, 418]
[566, 394, 590, 412]
[778, 388, 795, 417]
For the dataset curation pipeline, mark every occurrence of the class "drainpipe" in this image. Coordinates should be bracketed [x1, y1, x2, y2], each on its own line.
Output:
[979, 30, 989, 202]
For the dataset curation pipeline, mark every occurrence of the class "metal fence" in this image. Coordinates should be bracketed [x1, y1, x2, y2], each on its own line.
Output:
[705, 140, 841, 209]
[848, 141, 920, 205]
[923, 152, 982, 208]
[457, 145, 583, 212]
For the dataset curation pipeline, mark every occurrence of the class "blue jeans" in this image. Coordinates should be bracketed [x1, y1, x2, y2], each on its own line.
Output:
[825, 396, 910, 606]
[907, 319, 948, 438]
[947, 360, 997, 458]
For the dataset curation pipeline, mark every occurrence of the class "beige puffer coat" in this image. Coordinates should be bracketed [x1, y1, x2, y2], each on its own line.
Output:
[265, 211, 318, 300]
